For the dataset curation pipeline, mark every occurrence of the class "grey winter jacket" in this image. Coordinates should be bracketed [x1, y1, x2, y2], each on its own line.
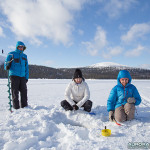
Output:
[65, 81, 90, 108]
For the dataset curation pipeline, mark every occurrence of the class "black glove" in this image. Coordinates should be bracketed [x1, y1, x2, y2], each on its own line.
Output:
[72, 105, 79, 110]
[6, 57, 13, 70]
[6, 63, 11, 70]
[6, 65, 10, 70]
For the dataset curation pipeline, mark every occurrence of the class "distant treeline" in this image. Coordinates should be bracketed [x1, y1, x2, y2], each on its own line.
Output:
[0, 64, 150, 79]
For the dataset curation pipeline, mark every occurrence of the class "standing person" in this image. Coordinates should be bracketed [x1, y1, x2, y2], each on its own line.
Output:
[61, 69, 92, 112]
[107, 70, 141, 122]
[4, 41, 29, 109]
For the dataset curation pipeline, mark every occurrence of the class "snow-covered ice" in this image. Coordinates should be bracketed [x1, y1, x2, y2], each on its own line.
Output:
[0, 79, 150, 150]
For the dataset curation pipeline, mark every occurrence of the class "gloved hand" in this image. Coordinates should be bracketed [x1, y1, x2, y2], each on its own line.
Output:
[109, 111, 114, 122]
[72, 105, 79, 110]
[5, 57, 13, 70]
[127, 97, 136, 104]
[6, 63, 11, 70]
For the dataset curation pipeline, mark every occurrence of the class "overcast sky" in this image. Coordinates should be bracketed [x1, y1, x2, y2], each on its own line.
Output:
[0, 0, 150, 68]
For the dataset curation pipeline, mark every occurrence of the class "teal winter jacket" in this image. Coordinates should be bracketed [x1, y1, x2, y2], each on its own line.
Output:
[4, 41, 29, 80]
[107, 70, 141, 112]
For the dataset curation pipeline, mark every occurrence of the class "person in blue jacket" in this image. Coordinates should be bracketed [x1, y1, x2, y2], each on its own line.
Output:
[107, 70, 141, 122]
[4, 41, 29, 109]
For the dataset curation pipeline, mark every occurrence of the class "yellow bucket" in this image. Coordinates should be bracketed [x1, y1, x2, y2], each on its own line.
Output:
[101, 127, 111, 137]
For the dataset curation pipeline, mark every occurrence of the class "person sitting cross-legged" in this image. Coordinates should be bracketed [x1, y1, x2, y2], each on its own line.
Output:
[61, 69, 92, 112]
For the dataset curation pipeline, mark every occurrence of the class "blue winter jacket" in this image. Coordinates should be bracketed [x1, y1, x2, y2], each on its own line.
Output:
[107, 70, 141, 112]
[4, 41, 29, 80]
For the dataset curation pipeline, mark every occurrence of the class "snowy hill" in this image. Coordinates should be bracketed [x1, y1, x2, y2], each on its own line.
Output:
[0, 55, 6, 65]
[139, 64, 150, 70]
[88, 62, 150, 71]
[88, 62, 129, 69]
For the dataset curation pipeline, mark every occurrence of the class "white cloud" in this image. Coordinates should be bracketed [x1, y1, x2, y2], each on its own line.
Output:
[0, 0, 86, 45]
[102, 46, 123, 59]
[8, 45, 16, 50]
[44, 60, 54, 67]
[0, 26, 5, 37]
[61, 0, 85, 10]
[125, 45, 145, 57]
[82, 26, 107, 56]
[78, 29, 84, 35]
[121, 23, 150, 43]
[102, 0, 137, 18]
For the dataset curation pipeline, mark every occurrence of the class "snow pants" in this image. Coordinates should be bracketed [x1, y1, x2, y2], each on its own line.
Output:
[10, 76, 28, 109]
[61, 100, 93, 112]
[114, 103, 135, 122]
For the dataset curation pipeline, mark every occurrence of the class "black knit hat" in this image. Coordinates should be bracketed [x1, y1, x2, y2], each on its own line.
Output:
[73, 69, 83, 79]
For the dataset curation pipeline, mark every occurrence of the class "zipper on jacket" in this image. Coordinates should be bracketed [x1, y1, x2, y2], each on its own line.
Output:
[124, 87, 125, 98]
[123, 87, 128, 102]
[77, 84, 79, 93]
[123, 86, 126, 103]
[19, 53, 22, 76]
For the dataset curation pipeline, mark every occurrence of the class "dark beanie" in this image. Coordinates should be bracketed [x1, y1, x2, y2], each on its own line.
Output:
[73, 69, 83, 79]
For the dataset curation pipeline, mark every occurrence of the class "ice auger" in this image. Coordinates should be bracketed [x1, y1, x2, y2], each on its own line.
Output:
[5, 53, 14, 112]
[7, 70, 13, 112]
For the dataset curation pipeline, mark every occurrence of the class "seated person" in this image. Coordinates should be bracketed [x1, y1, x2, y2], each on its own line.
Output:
[107, 70, 141, 122]
[61, 68, 92, 112]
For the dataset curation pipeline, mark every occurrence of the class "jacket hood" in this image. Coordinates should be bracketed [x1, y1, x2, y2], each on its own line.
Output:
[16, 41, 26, 51]
[117, 70, 132, 86]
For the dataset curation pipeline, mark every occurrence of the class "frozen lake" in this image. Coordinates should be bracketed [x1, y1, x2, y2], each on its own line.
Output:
[0, 79, 150, 150]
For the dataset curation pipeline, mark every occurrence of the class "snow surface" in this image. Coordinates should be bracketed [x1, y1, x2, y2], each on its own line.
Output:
[0, 79, 150, 150]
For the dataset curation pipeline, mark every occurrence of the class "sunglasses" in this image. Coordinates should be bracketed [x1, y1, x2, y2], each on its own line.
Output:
[18, 45, 24, 49]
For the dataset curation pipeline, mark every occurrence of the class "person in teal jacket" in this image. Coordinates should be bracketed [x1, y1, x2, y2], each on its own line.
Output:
[4, 41, 29, 109]
[107, 70, 141, 122]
